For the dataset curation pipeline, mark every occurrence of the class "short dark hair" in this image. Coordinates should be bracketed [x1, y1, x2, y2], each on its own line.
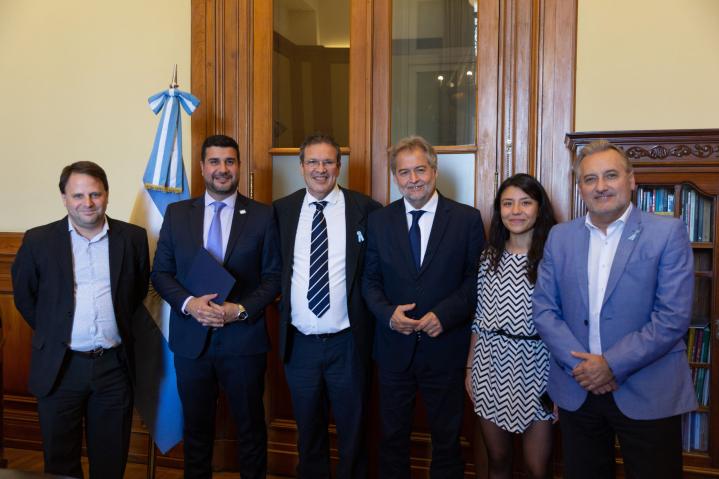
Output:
[201, 134, 240, 162]
[484, 173, 557, 284]
[59, 161, 109, 194]
[299, 132, 341, 164]
[390, 136, 438, 174]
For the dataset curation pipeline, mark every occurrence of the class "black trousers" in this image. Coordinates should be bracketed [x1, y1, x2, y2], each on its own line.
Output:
[377, 352, 465, 479]
[36, 347, 132, 479]
[175, 331, 267, 479]
[559, 393, 683, 479]
[285, 328, 368, 479]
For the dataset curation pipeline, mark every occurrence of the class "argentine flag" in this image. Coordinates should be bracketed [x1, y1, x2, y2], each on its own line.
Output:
[131, 87, 199, 454]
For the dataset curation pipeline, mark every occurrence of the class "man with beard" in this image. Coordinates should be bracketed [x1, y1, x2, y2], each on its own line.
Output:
[362, 136, 485, 477]
[152, 134, 281, 479]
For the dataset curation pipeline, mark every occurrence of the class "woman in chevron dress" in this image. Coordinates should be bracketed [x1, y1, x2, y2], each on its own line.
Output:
[465, 173, 557, 479]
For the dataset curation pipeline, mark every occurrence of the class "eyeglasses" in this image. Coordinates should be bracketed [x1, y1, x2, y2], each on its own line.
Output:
[304, 159, 338, 169]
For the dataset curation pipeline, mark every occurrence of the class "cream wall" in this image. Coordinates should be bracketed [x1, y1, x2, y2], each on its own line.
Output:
[576, 0, 719, 131]
[0, 0, 191, 232]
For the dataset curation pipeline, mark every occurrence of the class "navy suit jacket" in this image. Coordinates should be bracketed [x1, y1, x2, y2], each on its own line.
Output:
[12, 217, 149, 397]
[362, 194, 485, 372]
[533, 207, 697, 419]
[273, 187, 381, 367]
[151, 194, 281, 359]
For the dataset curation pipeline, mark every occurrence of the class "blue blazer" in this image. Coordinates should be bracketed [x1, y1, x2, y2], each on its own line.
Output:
[151, 194, 281, 359]
[533, 207, 697, 420]
[362, 194, 485, 372]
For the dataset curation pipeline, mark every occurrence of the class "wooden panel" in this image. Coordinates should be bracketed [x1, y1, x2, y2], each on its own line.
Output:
[371, 0, 391, 205]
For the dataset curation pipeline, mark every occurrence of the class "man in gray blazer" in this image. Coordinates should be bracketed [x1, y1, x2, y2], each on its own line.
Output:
[533, 140, 696, 478]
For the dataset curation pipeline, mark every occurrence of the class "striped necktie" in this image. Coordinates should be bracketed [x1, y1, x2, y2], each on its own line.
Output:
[206, 201, 226, 262]
[307, 201, 330, 317]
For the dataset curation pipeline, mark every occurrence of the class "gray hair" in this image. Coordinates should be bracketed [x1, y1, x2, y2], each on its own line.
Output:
[574, 139, 633, 178]
[390, 136, 438, 174]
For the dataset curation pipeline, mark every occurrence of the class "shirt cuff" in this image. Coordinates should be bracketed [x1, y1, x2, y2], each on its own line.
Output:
[181, 296, 193, 315]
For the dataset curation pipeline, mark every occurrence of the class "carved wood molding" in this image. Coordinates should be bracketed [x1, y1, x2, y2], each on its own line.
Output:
[566, 129, 719, 166]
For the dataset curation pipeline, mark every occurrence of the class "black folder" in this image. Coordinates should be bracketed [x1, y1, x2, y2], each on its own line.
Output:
[184, 248, 236, 304]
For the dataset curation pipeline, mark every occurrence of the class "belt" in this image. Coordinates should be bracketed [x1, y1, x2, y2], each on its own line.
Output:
[71, 345, 120, 359]
[488, 329, 541, 341]
[295, 327, 351, 340]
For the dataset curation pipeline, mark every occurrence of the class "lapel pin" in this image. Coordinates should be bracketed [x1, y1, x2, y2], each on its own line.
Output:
[356, 230, 364, 243]
[627, 228, 641, 241]
[239, 209, 247, 215]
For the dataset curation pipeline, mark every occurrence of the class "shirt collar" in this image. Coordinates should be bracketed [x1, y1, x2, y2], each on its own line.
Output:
[204, 191, 237, 210]
[67, 216, 110, 242]
[404, 190, 439, 215]
[585, 202, 633, 233]
[305, 184, 341, 207]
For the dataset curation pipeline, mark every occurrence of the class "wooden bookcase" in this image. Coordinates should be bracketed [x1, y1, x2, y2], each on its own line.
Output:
[566, 130, 719, 477]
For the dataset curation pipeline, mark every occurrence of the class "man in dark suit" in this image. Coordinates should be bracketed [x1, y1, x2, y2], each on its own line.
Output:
[274, 133, 381, 478]
[533, 140, 696, 478]
[12, 161, 149, 479]
[362, 136, 485, 478]
[151, 134, 281, 479]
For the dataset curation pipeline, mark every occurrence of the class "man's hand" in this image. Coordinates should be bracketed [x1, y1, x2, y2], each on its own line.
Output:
[416, 311, 443, 337]
[217, 302, 244, 324]
[571, 351, 616, 394]
[187, 294, 225, 327]
[390, 303, 418, 335]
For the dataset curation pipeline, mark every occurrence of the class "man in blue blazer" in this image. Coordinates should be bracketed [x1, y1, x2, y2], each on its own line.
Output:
[274, 133, 381, 478]
[533, 140, 696, 478]
[152, 135, 281, 479]
[363, 136, 485, 478]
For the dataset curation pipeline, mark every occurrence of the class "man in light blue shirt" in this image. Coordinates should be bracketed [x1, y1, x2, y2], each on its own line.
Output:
[12, 162, 150, 479]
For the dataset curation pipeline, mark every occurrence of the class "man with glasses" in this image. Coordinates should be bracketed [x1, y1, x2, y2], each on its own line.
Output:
[274, 132, 381, 478]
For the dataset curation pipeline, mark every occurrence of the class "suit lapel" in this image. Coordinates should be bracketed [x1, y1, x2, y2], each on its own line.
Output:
[224, 194, 250, 264]
[107, 218, 124, 304]
[419, 194, 449, 275]
[391, 201, 418, 274]
[283, 190, 304, 272]
[575, 220, 590, 311]
[55, 218, 75, 294]
[190, 196, 205, 250]
[602, 207, 642, 308]
[343, 188, 362, 294]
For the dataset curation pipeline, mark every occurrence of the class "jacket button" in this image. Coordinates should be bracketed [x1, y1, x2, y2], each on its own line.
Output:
[583, 320, 588, 326]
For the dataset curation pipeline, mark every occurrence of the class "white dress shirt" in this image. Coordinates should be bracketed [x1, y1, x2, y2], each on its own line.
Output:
[585, 203, 633, 354]
[290, 186, 349, 334]
[68, 218, 120, 351]
[182, 192, 237, 312]
[403, 190, 439, 266]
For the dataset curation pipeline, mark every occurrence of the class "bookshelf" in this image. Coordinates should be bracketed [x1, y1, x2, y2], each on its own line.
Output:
[566, 130, 719, 477]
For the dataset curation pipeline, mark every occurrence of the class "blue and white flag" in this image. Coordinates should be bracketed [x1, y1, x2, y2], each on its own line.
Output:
[131, 87, 199, 454]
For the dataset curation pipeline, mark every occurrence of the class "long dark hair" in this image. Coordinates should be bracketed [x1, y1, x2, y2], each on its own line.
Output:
[484, 173, 557, 284]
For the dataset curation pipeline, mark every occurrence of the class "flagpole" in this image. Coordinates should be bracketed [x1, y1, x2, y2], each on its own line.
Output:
[144, 63, 180, 479]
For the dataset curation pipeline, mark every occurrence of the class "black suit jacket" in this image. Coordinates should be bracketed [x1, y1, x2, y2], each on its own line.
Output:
[362, 194, 485, 372]
[151, 194, 281, 359]
[12, 217, 150, 397]
[273, 187, 381, 367]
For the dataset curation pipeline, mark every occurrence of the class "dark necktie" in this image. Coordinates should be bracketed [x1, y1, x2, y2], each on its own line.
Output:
[409, 210, 425, 270]
[206, 201, 226, 262]
[307, 201, 330, 317]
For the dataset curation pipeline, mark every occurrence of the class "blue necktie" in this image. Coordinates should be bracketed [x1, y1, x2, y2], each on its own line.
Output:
[206, 201, 226, 262]
[307, 201, 330, 318]
[409, 210, 425, 270]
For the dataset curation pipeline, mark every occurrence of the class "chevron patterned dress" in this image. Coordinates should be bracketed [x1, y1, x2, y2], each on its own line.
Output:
[470, 252, 552, 433]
